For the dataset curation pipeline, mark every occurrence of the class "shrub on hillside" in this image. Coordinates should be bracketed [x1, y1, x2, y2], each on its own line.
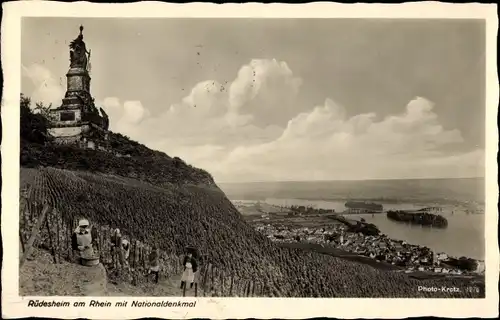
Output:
[19, 94, 214, 186]
[20, 94, 52, 145]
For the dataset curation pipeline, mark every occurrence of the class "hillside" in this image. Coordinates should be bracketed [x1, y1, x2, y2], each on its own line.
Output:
[20, 166, 485, 298]
[19, 97, 485, 297]
[20, 94, 214, 187]
[22, 138, 214, 187]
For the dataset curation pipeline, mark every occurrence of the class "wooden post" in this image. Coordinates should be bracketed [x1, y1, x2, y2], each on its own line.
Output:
[70, 218, 76, 262]
[61, 219, 66, 261]
[111, 229, 116, 269]
[99, 225, 104, 262]
[246, 280, 251, 297]
[19, 195, 31, 255]
[45, 209, 58, 264]
[202, 264, 209, 296]
[55, 209, 61, 263]
[138, 242, 143, 274]
[221, 273, 225, 297]
[20, 185, 33, 228]
[240, 278, 244, 297]
[20, 203, 51, 267]
[19, 197, 28, 243]
[136, 240, 140, 272]
[142, 244, 146, 270]
[229, 274, 234, 296]
[205, 264, 210, 296]
[210, 264, 215, 293]
[67, 221, 73, 261]
[19, 230, 25, 253]
[131, 240, 136, 270]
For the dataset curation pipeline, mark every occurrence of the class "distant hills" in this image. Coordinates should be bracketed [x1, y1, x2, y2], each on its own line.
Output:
[218, 178, 485, 204]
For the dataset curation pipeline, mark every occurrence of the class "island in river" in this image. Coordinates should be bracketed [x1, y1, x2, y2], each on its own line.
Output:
[232, 199, 485, 277]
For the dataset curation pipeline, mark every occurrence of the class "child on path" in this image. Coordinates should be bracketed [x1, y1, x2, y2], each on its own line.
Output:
[148, 246, 160, 284]
[110, 228, 122, 268]
[122, 239, 130, 267]
[180, 252, 198, 290]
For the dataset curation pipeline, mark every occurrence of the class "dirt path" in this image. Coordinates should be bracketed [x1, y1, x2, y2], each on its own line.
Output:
[106, 272, 201, 297]
[81, 263, 108, 296]
[19, 249, 197, 297]
[20, 249, 108, 296]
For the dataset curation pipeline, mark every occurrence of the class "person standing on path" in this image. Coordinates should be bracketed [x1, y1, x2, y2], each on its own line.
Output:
[71, 218, 99, 265]
[148, 246, 160, 284]
[110, 228, 122, 269]
[121, 239, 130, 268]
[339, 227, 345, 246]
[180, 252, 198, 290]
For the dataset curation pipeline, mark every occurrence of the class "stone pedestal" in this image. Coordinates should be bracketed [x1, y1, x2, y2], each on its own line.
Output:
[62, 67, 91, 109]
[66, 67, 91, 92]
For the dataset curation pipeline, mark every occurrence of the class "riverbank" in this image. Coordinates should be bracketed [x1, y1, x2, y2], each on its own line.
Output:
[248, 212, 484, 276]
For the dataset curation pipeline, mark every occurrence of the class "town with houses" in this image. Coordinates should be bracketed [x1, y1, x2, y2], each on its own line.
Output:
[233, 200, 485, 277]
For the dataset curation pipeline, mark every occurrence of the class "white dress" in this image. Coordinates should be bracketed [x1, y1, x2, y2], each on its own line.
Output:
[181, 262, 195, 283]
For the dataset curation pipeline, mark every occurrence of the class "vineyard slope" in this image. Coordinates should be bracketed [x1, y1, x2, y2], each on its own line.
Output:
[20, 167, 484, 298]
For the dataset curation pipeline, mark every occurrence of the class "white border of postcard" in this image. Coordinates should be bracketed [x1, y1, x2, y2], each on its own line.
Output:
[2, 1, 499, 319]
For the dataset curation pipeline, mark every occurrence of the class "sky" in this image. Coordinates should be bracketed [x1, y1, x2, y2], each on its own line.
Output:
[21, 18, 486, 182]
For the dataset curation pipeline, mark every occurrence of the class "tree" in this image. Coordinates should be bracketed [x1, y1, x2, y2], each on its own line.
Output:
[20, 94, 51, 145]
[34, 101, 56, 121]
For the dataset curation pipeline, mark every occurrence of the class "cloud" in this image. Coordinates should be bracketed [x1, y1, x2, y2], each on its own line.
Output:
[101, 98, 150, 133]
[99, 59, 290, 150]
[21, 61, 484, 182]
[211, 96, 483, 181]
[181, 80, 228, 118]
[22, 63, 65, 108]
[229, 59, 303, 127]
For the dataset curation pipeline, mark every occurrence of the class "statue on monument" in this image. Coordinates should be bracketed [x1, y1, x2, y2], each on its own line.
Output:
[69, 25, 91, 70]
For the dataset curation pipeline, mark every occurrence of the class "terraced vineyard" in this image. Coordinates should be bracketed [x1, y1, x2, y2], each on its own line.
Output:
[20, 167, 485, 297]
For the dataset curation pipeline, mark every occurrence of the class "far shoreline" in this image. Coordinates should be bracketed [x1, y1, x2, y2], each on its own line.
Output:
[230, 197, 486, 207]
[217, 176, 485, 184]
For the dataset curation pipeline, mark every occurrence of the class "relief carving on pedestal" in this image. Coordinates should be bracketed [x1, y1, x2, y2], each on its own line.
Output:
[67, 76, 84, 91]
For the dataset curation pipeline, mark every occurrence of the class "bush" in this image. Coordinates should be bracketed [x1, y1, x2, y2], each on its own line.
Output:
[20, 94, 51, 145]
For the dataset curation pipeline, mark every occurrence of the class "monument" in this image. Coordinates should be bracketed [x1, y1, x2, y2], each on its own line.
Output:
[48, 25, 110, 148]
